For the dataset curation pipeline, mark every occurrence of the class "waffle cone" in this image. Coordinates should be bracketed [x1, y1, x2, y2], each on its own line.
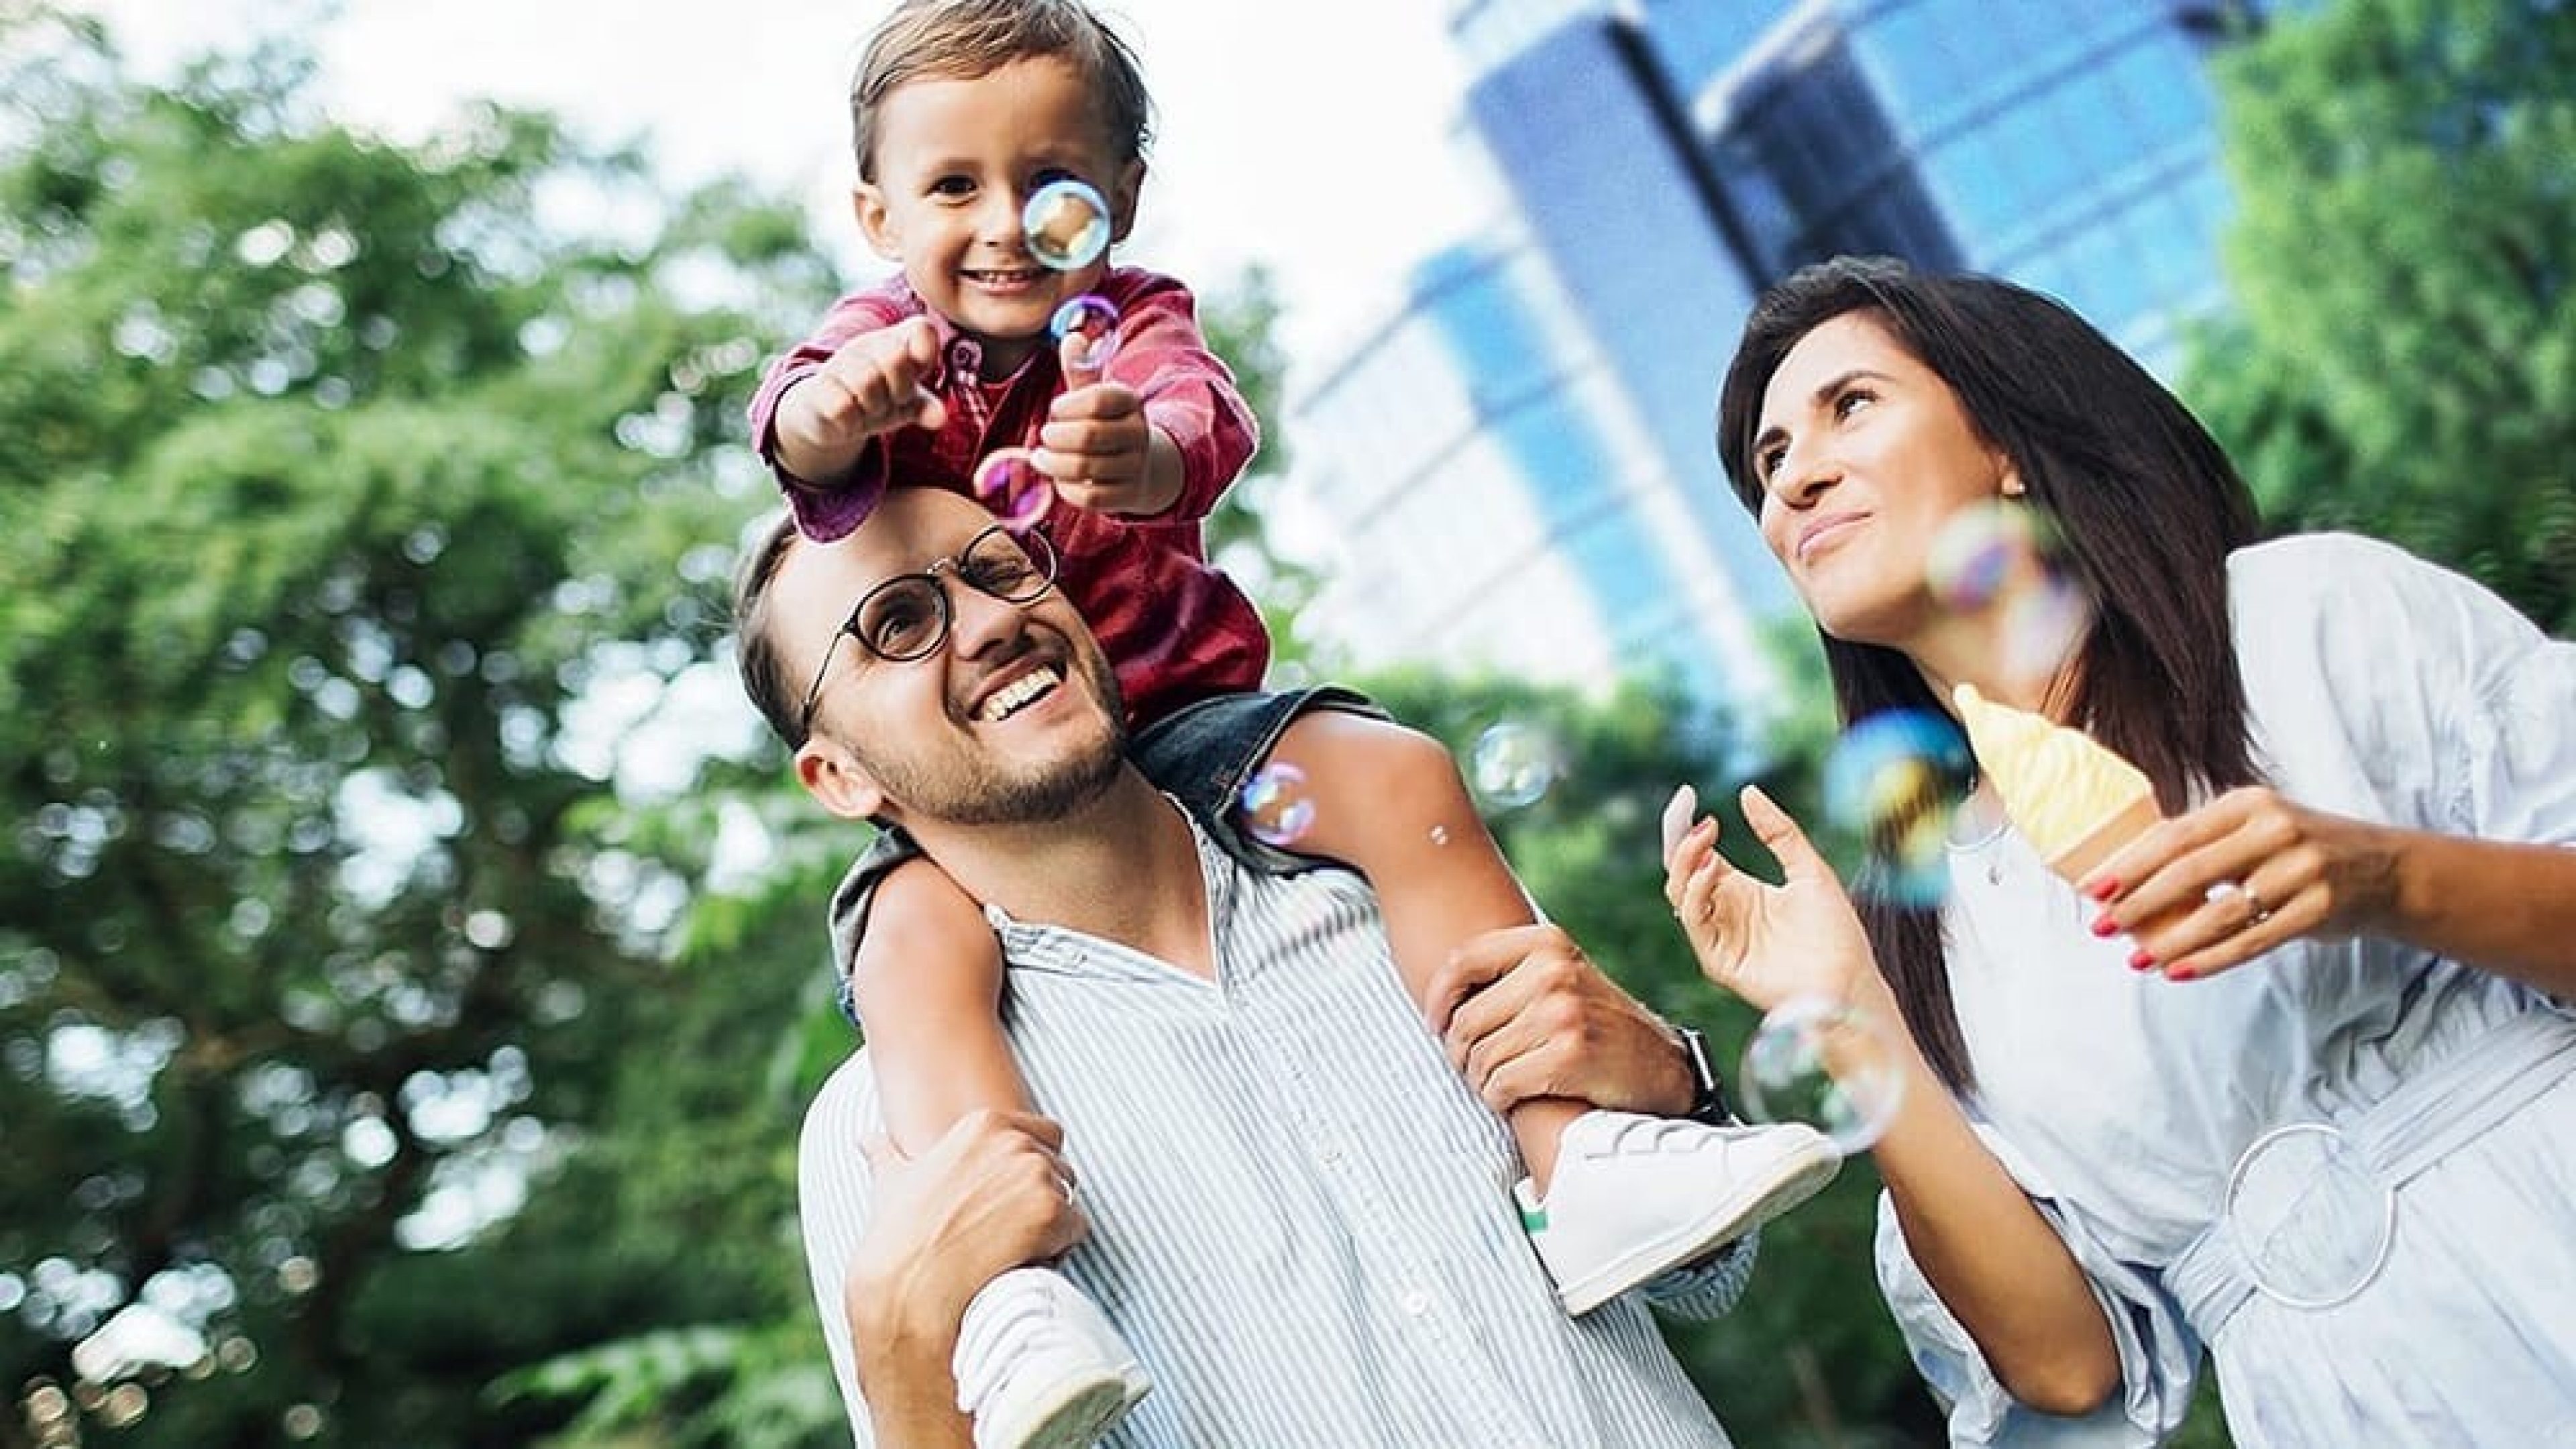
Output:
[2043, 794, 2161, 885]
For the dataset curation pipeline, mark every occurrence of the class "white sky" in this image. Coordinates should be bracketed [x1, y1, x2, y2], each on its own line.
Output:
[74, 0, 1491, 376]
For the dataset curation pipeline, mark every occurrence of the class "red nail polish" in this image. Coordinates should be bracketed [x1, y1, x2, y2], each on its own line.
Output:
[2128, 947, 2157, 971]
[2168, 965, 2199, 982]
[2090, 916, 2119, 938]
[2086, 877, 2121, 903]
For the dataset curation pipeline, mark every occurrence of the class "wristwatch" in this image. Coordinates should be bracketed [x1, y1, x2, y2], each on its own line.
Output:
[1675, 1024, 1733, 1125]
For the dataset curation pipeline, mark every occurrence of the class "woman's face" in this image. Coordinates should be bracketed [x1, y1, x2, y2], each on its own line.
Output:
[1750, 311, 2020, 652]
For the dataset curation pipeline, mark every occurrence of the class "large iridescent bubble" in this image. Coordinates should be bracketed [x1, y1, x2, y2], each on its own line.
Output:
[1739, 994, 1906, 1154]
[1925, 499, 2035, 610]
[1925, 500, 2094, 693]
[1823, 710, 1974, 906]
[1023, 179, 1110, 272]
[1998, 576, 2094, 693]
[972, 447, 1054, 530]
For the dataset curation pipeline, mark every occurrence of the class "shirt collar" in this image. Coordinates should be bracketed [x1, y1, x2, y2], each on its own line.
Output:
[983, 797, 1235, 985]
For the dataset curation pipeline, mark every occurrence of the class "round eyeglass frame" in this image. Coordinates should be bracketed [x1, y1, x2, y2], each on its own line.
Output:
[794, 523, 1059, 740]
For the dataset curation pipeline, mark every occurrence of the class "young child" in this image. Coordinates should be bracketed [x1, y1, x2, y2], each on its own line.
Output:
[749, 4, 1839, 1444]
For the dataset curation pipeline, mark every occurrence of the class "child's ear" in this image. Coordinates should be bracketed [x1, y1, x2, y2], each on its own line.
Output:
[852, 184, 903, 262]
[798, 738, 890, 824]
[1108, 159, 1146, 244]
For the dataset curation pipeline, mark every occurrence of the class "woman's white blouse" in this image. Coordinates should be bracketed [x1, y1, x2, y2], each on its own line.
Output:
[1881, 533, 2576, 1446]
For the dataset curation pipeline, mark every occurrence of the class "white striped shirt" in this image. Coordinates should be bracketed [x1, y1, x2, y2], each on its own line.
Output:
[799, 810, 1750, 1446]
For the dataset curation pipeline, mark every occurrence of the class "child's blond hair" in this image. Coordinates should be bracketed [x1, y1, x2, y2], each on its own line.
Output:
[849, 0, 1154, 181]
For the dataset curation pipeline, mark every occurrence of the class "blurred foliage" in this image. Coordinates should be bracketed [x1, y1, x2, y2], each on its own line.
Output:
[0, 10, 836, 1444]
[2186, 0, 2576, 631]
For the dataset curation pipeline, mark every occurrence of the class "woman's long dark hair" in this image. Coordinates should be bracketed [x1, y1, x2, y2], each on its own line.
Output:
[1715, 257, 2264, 1093]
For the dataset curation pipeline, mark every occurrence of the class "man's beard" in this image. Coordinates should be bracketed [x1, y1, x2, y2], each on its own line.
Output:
[920, 717, 1127, 825]
[863, 655, 1132, 826]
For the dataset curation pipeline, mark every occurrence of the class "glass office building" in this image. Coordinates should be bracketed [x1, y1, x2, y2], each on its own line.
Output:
[1285, 0, 2260, 710]
[1288, 218, 1776, 705]
[1693, 0, 2245, 366]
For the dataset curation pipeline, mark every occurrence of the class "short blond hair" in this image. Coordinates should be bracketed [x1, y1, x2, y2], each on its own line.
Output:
[849, 0, 1153, 180]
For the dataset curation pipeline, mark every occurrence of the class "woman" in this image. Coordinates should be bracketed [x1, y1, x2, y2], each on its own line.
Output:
[1666, 256, 2576, 1444]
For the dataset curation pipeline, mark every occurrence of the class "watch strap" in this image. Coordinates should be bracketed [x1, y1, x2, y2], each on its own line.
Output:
[1677, 1024, 1731, 1124]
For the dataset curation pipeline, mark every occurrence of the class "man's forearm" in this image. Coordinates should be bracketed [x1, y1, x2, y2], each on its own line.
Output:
[852, 1295, 974, 1449]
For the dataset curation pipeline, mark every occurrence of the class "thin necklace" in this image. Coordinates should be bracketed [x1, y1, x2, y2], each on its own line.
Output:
[1947, 782, 2012, 877]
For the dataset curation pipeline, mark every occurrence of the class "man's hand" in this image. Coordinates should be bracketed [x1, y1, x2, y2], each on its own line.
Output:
[773, 317, 948, 484]
[1424, 924, 1695, 1118]
[843, 1110, 1087, 1366]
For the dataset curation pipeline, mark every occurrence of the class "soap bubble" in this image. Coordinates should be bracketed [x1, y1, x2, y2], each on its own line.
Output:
[1998, 574, 2094, 693]
[972, 447, 1053, 530]
[1023, 179, 1110, 271]
[1237, 762, 1316, 848]
[1469, 721, 1562, 812]
[1924, 500, 2094, 692]
[1739, 994, 1907, 1154]
[1823, 710, 1973, 906]
[1925, 500, 2038, 610]
[1049, 294, 1122, 376]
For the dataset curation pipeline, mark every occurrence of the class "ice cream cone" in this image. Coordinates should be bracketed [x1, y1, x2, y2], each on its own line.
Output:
[2043, 792, 2161, 885]
[1950, 684, 2164, 884]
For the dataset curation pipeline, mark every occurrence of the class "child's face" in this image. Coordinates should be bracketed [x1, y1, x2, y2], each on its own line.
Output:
[855, 56, 1142, 377]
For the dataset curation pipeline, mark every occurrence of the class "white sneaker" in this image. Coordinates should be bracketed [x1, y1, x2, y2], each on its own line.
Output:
[1517, 1110, 1841, 1316]
[953, 1266, 1151, 1449]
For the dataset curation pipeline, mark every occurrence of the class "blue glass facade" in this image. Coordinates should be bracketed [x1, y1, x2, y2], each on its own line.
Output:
[1461, 8, 1792, 616]
[1289, 222, 1775, 702]
[1286, 0, 2264, 708]
[1696, 0, 2247, 366]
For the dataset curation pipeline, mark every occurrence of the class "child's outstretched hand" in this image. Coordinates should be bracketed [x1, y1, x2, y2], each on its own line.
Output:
[1034, 329, 1179, 517]
[1663, 784, 1880, 1014]
[775, 318, 947, 478]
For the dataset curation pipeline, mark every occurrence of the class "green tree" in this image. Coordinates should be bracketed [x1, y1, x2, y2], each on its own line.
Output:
[2186, 0, 2576, 629]
[0, 14, 835, 1444]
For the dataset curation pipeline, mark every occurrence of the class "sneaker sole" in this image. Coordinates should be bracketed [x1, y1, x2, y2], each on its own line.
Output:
[988, 1366, 1148, 1449]
[1554, 1144, 1842, 1316]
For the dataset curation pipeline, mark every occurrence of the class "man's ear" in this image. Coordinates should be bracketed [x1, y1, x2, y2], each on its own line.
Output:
[798, 738, 890, 824]
[853, 183, 902, 263]
[1107, 159, 1146, 244]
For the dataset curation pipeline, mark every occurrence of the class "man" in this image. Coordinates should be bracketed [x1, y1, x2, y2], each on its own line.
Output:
[735, 487, 1772, 1445]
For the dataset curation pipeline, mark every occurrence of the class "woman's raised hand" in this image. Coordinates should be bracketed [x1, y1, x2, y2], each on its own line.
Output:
[1662, 784, 1882, 1014]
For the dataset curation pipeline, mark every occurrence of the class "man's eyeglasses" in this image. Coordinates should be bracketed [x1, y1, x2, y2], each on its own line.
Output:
[796, 523, 1059, 739]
